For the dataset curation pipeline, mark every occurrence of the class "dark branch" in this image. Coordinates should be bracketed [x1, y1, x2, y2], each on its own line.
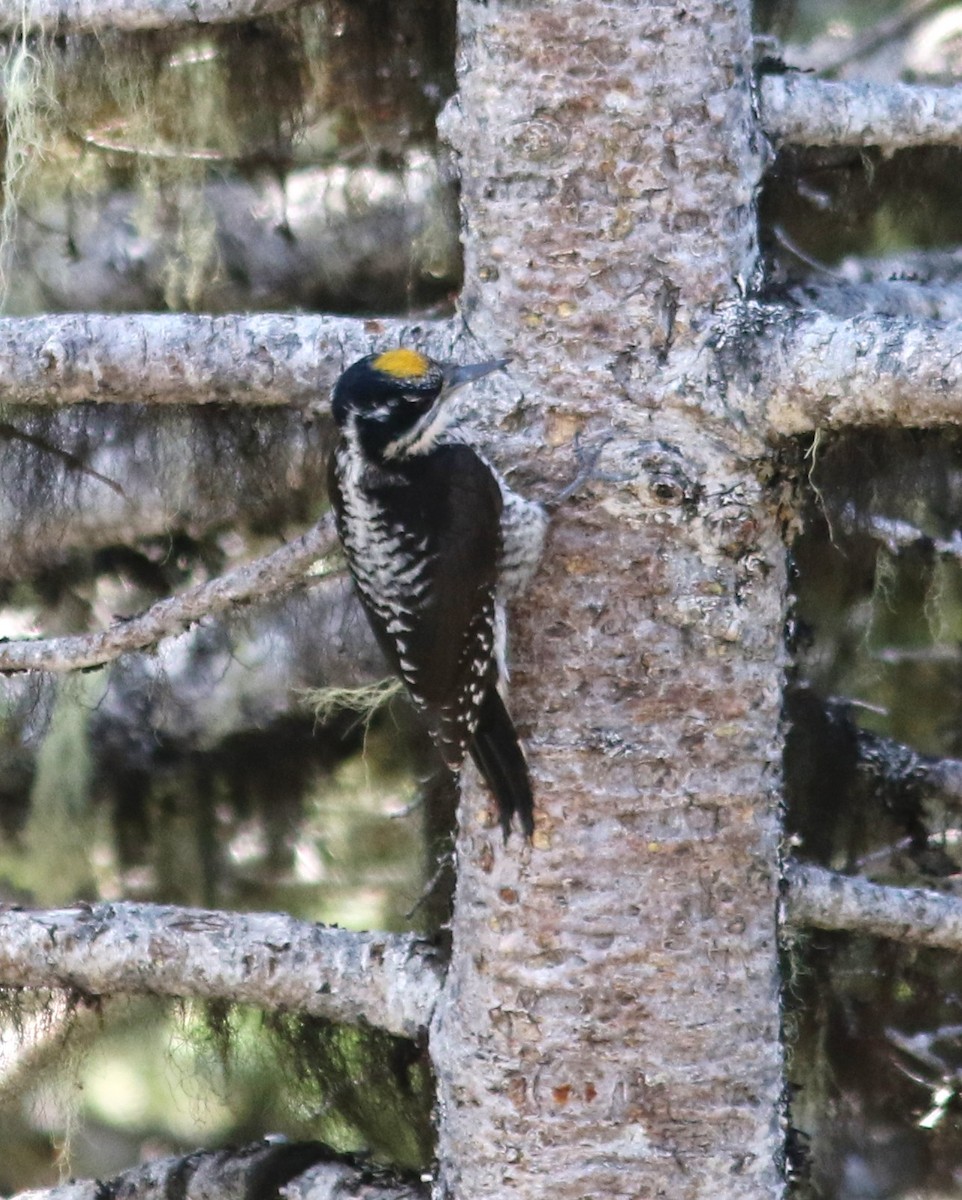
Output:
[8, 1139, 426, 1200]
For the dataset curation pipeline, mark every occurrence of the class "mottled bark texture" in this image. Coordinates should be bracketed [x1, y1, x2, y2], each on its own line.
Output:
[759, 76, 962, 151]
[0, 903, 442, 1038]
[430, 2, 784, 1198]
[731, 307, 962, 433]
[785, 864, 962, 953]
[2, 309, 961, 435]
[0, 314, 451, 407]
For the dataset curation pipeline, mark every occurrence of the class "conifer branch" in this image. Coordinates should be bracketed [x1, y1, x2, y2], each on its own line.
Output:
[784, 862, 962, 951]
[715, 305, 962, 435]
[0, 901, 443, 1038]
[759, 76, 962, 151]
[0, 314, 454, 407]
[8, 1139, 426, 1200]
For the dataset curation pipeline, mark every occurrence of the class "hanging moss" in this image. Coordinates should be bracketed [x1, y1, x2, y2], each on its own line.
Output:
[263, 1009, 434, 1171]
[0, 15, 57, 301]
[17, 675, 108, 905]
[0, 2, 462, 316]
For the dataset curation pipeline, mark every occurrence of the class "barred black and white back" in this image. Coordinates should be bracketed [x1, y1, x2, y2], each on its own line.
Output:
[328, 349, 544, 838]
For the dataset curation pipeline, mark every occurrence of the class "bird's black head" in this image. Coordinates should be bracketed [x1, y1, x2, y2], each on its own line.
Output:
[331, 349, 507, 462]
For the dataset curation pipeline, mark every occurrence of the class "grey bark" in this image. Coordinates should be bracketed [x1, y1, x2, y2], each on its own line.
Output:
[0, 314, 454, 407]
[428, 2, 785, 1197]
[2, 0, 958, 1194]
[0, 902, 442, 1038]
[6, 304, 962, 452]
[7, 304, 962, 440]
[285, 1161, 427, 1200]
[788, 269, 962, 322]
[721, 305, 962, 435]
[784, 862, 962, 952]
[759, 75, 962, 150]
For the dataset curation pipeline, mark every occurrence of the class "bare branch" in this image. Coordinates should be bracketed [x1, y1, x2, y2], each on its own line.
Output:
[0, 902, 443, 1038]
[0, 517, 338, 673]
[784, 862, 962, 951]
[759, 75, 962, 151]
[838, 510, 962, 561]
[787, 281, 962, 323]
[8, 0, 308, 33]
[0, 314, 455, 407]
[788, 249, 962, 322]
[723, 305, 962, 435]
[11, 1140, 426, 1200]
[82, 577, 385, 765]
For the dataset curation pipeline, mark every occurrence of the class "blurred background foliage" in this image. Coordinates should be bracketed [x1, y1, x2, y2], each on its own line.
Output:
[783, 431, 962, 1198]
[0, 0, 461, 1187]
[0, 0, 461, 315]
[757, 0, 962, 287]
[758, 2, 962, 1198]
[747, 1, 962, 1196]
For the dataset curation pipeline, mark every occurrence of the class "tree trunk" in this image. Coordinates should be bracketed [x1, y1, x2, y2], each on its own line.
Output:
[429, 1, 786, 1196]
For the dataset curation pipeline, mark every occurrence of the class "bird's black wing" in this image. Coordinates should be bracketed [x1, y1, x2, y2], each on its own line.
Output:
[329, 441, 533, 834]
[380, 443, 503, 767]
[469, 685, 534, 839]
[330, 442, 503, 767]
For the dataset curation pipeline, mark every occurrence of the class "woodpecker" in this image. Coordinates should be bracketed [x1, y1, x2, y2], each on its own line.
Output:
[327, 348, 547, 838]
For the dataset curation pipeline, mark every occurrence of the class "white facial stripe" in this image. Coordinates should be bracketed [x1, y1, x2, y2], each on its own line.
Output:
[382, 395, 456, 460]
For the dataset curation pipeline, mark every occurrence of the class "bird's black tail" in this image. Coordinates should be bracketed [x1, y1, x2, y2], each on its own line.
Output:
[469, 687, 534, 840]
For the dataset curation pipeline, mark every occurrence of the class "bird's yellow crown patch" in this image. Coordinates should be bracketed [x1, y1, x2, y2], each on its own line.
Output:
[374, 348, 430, 380]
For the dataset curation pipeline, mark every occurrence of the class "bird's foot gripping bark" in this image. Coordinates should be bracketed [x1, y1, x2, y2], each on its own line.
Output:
[549, 433, 626, 509]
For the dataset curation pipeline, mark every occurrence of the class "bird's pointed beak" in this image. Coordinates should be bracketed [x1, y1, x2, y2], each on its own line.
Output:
[441, 357, 510, 392]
